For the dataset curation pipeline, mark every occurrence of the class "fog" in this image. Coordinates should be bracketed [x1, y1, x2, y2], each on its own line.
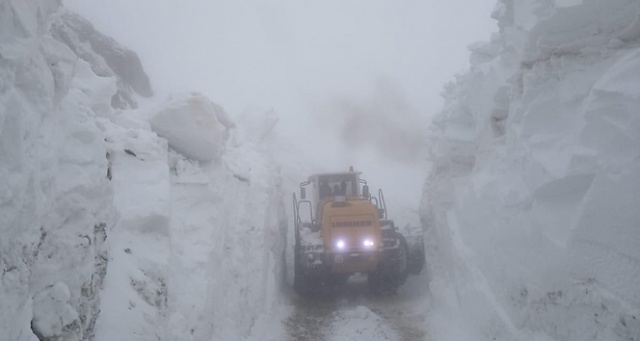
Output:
[64, 0, 497, 226]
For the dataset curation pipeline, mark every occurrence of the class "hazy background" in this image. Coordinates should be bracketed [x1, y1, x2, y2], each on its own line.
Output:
[64, 0, 497, 227]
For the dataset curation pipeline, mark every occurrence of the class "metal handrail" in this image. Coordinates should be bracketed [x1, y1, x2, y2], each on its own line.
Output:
[378, 188, 387, 219]
[293, 193, 300, 243]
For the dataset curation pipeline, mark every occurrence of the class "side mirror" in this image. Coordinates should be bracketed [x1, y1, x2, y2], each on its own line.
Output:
[362, 185, 369, 198]
[300, 187, 306, 199]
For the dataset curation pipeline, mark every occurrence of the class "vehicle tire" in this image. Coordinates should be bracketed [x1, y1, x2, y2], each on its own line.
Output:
[368, 233, 409, 294]
[293, 237, 311, 297]
[407, 238, 425, 275]
[391, 233, 410, 287]
[293, 261, 306, 294]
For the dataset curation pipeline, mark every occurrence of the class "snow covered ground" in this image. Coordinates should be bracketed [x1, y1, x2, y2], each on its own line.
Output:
[0, 3, 428, 340]
[285, 274, 429, 341]
[3, 0, 639, 340]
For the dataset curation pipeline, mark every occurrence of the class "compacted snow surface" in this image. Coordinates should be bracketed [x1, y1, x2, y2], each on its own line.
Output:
[286, 275, 429, 341]
[2, 0, 639, 341]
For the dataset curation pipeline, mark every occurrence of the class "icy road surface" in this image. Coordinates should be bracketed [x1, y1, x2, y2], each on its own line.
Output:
[286, 275, 429, 341]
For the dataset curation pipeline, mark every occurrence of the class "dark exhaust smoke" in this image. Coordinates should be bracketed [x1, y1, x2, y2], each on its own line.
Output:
[319, 80, 427, 165]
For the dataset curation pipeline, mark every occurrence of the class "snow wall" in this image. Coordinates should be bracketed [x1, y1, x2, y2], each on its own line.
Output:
[1, 1, 288, 340]
[422, 0, 640, 340]
[1, 1, 115, 339]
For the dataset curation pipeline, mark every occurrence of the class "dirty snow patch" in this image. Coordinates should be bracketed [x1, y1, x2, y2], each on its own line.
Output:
[327, 306, 398, 341]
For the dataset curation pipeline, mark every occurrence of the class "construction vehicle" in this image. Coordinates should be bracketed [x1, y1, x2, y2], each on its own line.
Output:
[292, 168, 424, 295]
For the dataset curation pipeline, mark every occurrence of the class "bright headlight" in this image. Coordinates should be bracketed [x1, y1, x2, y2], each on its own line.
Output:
[336, 240, 346, 250]
[363, 239, 375, 248]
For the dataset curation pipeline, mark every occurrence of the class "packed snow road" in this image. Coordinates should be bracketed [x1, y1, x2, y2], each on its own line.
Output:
[285, 275, 429, 341]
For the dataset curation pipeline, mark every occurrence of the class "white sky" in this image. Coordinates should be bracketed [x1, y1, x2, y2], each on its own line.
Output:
[64, 0, 497, 226]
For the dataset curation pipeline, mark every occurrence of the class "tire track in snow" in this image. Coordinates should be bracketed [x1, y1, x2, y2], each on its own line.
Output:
[369, 303, 427, 341]
[286, 295, 335, 340]
[285, 275, 429, 341]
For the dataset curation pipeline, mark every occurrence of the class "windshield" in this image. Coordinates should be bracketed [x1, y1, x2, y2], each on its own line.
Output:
[318, 174, 358, 198]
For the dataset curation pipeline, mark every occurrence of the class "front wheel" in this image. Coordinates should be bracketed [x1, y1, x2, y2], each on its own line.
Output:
[407, 237, 425, 275]
[293, 238, 310, 296]
[368, 233, 409, 294]
[391, 233, 409, 286]
[293, 260, 307, 295]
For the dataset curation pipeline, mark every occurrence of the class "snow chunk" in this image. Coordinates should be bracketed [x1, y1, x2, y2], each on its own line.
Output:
[32, 282, 81, 340]
[149, 93, 234, 162]
[300, 227, 323, 248]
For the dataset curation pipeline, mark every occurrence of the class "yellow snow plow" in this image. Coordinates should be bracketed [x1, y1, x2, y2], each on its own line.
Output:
[292, 168, 423, 295]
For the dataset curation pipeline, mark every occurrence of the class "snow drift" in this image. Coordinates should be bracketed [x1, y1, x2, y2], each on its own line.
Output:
[1, 1, 114, 340]
[422, 0, 640, 340]
[1, 1, 289, 340]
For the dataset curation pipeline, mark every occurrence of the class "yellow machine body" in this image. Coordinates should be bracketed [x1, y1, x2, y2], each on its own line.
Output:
[319, 198, 382, 274]
[293, 169, 415, 295]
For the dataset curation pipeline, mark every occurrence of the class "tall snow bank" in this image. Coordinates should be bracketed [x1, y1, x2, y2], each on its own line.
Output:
[423, 0, 640, 340]
[89, 115, 172, 341]
[2, 2, 289, 340]
[89, 98, 288, 340]
[167, 152, 289, 341]
[164, 105, 288, 341]
[149, 93, 235, 163]
[1, 1, 115, 340]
